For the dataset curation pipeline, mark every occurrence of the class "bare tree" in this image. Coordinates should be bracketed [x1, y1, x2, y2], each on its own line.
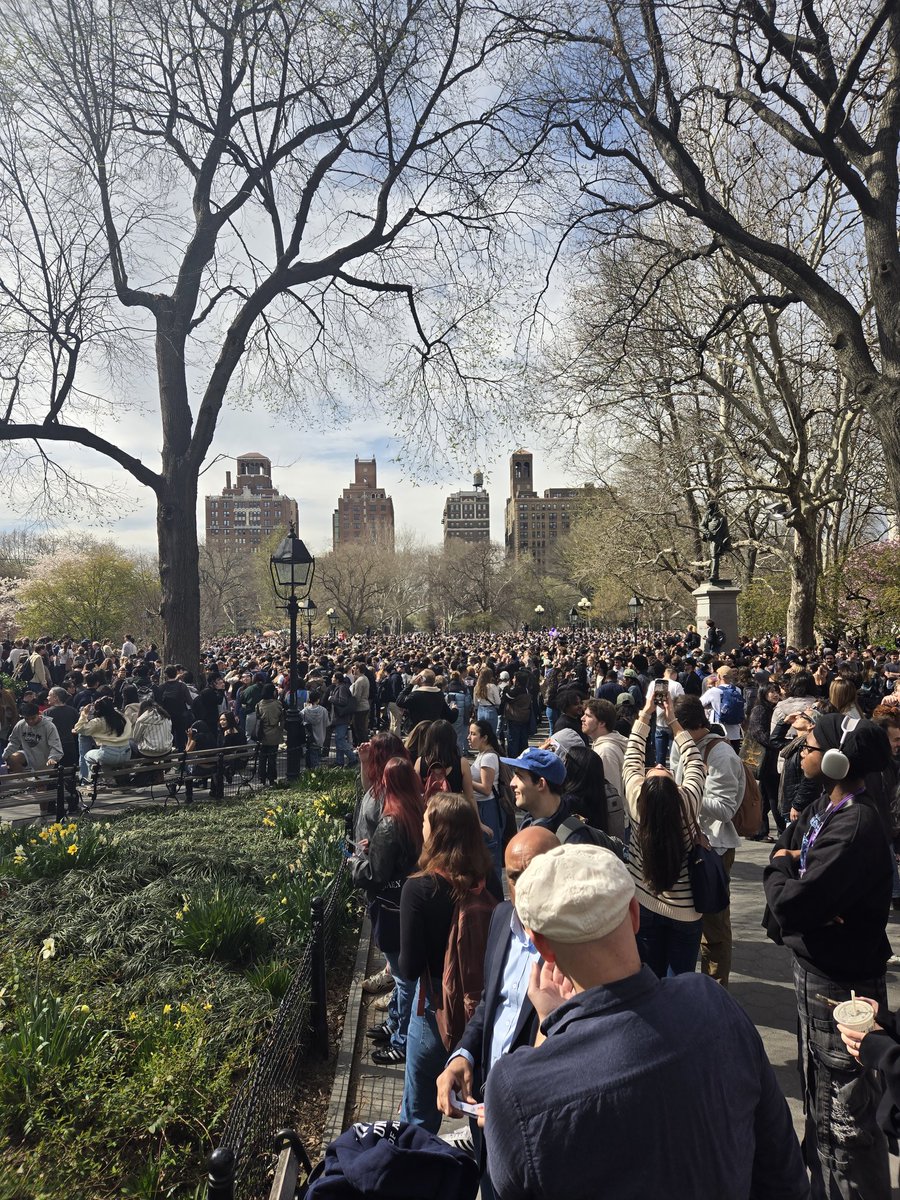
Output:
[539, 206, 884, 644]
[0, 0, 540, 672]
[518, 0, 900, 521]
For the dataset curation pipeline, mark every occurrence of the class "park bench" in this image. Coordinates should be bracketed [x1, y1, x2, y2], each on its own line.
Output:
[0, 762, 80, 823]
[79, 744, 259, 811]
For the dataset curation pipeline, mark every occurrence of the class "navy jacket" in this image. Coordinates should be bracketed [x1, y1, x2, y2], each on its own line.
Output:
[485, 967, 808, 1200]
[453, 901, 537, 1089]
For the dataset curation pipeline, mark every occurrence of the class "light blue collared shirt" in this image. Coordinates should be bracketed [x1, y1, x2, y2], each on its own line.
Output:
[452, 906, 539, 1074]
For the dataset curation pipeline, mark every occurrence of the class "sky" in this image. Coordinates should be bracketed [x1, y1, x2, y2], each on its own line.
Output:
[0, 398, 580, 557]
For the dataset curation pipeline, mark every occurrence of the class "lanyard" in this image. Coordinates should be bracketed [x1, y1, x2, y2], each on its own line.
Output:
[799, 792, 858, 877]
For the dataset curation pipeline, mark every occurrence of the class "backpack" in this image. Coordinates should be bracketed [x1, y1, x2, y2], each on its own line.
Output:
[13, 656, 34, 683]
[701, 739, 763, 839]
[427, 883, 498, 1050]
[557, 814, 626, 861]
[717, 684, 746, 725]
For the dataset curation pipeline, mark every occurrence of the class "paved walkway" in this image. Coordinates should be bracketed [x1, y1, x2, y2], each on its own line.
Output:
[340, 838, 900, 1184]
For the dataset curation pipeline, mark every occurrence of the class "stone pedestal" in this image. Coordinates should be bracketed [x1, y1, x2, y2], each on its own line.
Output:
[693, 581, 742, 652]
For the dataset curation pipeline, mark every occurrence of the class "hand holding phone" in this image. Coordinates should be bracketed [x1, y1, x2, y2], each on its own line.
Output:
[450, 1091, 484, 1118]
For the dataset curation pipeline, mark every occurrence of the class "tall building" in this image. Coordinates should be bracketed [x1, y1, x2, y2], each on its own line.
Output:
[332, 457, 395, 550]
[442, 472, 490, 544]
[205, 453, 299, 551]
[504, 449, 592, 569]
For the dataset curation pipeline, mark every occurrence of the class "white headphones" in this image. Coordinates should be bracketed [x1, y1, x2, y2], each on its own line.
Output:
[820, 716, 860, 780]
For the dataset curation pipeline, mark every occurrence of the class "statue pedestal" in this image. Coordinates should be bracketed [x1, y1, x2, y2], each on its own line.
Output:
[693, 581, 742, 652]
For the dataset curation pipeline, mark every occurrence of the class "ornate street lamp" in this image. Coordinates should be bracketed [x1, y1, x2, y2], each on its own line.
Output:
[270, 525, 315, 780]
[297, 598, 317, 652]
[534, 604, 545, 630]
[326, 607, 337, 640]
[568, 605, 578, 630]
[577, 596, 591, 627]
[627, 595, 643, 638]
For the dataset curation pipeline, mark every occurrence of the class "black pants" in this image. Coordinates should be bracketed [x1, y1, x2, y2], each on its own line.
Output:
[258, 744, 278, 784]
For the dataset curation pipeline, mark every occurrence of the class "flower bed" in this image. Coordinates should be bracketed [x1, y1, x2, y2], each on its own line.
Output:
[0, 769, 358, 1200]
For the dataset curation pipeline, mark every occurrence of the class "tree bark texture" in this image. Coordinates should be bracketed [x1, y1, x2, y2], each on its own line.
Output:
[786, 519, 818, 650]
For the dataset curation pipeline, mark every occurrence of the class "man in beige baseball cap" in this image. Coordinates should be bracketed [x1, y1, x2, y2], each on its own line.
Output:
[482, 844, 807, 1200]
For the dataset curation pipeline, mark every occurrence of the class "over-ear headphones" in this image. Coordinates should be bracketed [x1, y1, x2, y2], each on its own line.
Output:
[820, 716, 860, 780]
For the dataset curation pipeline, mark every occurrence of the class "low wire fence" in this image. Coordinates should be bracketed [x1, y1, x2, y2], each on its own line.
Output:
[206, 804, 359, 1200]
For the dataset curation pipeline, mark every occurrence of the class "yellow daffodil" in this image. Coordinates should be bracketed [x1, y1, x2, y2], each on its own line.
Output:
[67, 844, 78, 856]
[202, 1002, 212, 1011]
[163, 1003, 172, 1014]
[128, 1011, 138, 1022]
[280, 897, 288, 905]
[180, 1002, 190, 1013]
[79, 1004, 90, 1014]
[41, 937, 56, 960]
[175, 911, 184, 921]
[255, 916, 266, 925]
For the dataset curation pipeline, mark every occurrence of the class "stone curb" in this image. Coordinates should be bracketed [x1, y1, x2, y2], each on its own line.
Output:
[320, 913, 373, 1153]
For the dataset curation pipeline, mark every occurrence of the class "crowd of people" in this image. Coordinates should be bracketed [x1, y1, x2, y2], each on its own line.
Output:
[4, 620, 900, 1195]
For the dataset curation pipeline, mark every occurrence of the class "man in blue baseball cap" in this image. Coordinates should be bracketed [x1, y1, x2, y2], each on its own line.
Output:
[499, 747, 599, 844]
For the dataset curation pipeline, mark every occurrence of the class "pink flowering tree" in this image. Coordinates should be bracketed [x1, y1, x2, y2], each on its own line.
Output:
[838, 542, 900, 644]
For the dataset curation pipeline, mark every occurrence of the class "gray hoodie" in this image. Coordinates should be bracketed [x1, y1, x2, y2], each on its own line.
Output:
[2, 717, 64, 770]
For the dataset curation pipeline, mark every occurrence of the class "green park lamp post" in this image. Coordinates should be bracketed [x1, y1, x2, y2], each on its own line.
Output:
[270, 525, 315, 780]
[534, 604, 545, 630]
[578, 596, 591, 627]
[326, 607, 337, 640]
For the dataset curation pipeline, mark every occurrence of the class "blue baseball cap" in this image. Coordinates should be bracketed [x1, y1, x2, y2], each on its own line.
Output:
[499, 746, 566, 787]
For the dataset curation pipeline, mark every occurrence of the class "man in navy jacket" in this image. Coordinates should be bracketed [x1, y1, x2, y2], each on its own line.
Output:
[484, 845, 808, 1200]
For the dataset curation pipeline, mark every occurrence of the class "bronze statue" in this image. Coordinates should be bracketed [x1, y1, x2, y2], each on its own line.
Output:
[700, 500, 732, 583]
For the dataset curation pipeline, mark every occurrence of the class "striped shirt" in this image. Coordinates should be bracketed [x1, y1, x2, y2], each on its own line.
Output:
[623, 720, 706, 921]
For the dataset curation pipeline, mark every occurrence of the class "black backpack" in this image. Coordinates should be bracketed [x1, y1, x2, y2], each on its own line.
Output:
[14, 656, 34, 683]
[557, 814, 626, 861]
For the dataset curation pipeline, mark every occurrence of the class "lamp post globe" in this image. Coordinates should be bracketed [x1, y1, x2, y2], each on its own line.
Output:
[534, 604, 545, 630]
[269, 525, 315, 781]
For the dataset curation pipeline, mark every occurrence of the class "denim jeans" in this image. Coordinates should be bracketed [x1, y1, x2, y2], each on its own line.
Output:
[505, 721, 530, 758]
[476, 705, 498, 736]
[636, 905, 702, 977]
[654, 727, 672, 767]
[793, 959, 889, 1199]
[382, 948, 414, 1053]
[400, 981, 446, 1133]
[83, 743, 131, 781]
[333, 722, 357, 766]
[78, 733, 96, 782]
[545, 706, 558, 733]
[305, 743, 322, 771]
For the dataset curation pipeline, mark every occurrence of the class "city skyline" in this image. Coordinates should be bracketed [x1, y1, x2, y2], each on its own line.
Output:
[0, 412, 582, 556]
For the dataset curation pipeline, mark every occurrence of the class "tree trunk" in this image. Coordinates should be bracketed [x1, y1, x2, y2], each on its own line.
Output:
[866, 377, 900, 523]
[786, 518, 818, 649]
[157, 471, 201, 679]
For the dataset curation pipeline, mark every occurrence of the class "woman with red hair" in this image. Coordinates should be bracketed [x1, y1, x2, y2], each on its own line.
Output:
[352, 755, 425, 1065]
[354, 731, 409, 845]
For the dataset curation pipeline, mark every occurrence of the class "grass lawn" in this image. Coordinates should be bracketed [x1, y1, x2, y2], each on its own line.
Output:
[0, 770, 358, 1200]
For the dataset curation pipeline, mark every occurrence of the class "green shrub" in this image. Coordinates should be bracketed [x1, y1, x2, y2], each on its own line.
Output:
[0, 783, 357, 1198]
[172, 879, 272, 964]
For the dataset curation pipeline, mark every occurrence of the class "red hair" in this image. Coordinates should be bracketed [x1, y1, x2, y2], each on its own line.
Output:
[366, 732, 409, 800]
[381, 756, 425, 856]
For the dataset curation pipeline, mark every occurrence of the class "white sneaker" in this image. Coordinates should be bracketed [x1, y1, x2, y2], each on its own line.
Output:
[373, 988, 395, 1011]
[362, 966, 393, 994]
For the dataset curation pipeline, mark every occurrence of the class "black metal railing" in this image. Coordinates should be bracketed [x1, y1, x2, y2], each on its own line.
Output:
[206, 811, 356, 1199]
